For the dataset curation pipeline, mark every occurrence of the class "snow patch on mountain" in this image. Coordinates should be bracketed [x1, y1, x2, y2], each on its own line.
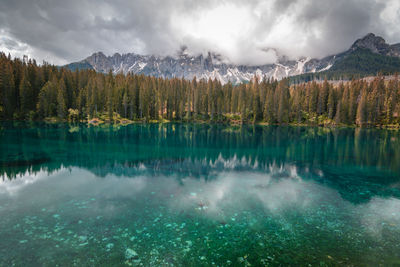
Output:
[66, 33, 400, 84]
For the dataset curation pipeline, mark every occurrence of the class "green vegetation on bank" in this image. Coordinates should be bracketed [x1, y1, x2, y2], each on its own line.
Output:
[0, 52, 400, 128]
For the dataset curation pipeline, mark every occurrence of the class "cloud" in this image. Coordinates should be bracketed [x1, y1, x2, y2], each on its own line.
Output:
[0, 0, 399, 65]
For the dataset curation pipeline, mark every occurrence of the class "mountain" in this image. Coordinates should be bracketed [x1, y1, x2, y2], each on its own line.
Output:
[350, 33, 400, 57]
[290, 33, 400, 83]
[66, 51, 332, 84]
[65, 33, 400, 84]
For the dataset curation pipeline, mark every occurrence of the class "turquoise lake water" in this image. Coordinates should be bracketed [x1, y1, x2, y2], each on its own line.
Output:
[0, 122, 400, 266]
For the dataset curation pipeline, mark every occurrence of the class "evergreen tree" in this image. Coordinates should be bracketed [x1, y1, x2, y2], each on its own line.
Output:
[57, 79, 67, 119]
[356, 88, 368, 126]
[327, 88, 336, 119]
[19, 70, 33, 117]
[317, 79, 329, 115]
[276, 79, 290, 123]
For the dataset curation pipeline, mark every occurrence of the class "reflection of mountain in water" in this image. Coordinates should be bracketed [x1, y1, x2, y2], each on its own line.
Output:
[1, 122, 400, 203]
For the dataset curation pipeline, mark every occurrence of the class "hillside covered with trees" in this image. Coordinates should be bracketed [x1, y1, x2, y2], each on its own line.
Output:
[0, 52, 399, 127]
[290, 48, 400, 83]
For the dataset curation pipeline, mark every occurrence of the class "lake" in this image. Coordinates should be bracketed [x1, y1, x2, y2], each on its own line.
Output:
[0, 122, 400, 266]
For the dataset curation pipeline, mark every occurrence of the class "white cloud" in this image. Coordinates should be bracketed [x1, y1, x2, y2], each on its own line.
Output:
[0, 0, 399, 65]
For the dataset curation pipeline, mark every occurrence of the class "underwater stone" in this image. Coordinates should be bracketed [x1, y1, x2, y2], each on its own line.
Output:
[106, 243, 114, 250]
[125, 248, 140, 262]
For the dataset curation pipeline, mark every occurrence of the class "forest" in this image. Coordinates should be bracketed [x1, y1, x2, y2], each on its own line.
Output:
[0, 52, 399, 127]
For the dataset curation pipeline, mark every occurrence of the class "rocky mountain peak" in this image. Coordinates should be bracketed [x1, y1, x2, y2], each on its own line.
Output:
[351, 33, 390, 54]
[65, 33, 400, 84]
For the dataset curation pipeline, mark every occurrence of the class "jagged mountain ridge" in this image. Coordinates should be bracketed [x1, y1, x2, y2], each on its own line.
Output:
[65, 33, 400, 84]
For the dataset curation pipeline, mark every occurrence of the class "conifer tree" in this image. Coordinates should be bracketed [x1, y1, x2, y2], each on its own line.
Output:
[19, 70, 33, 117]
[57, 79, 67, 119]
[356, 88, 368, 126]
[327, 88, 336, 119]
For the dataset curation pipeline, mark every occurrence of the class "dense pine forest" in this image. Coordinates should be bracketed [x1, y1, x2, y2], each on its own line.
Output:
[0, 52, 399, 127]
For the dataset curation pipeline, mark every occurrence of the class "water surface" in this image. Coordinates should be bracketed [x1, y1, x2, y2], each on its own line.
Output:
[1, 123, 400, 266]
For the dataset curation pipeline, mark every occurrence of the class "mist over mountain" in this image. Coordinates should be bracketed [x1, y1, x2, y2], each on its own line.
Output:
[65, 33, 400, 84]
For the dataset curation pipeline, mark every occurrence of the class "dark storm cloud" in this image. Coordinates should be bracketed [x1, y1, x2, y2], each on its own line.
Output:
[0, 0, 399, 65]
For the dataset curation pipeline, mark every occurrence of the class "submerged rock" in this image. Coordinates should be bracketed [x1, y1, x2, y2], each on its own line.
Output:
[125, 248, 140, 263]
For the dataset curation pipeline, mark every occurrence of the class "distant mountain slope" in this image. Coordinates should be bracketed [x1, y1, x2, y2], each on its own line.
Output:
[64, 33, 400, 84]
[290, 48, 400, 83]
[65, 61, 94, 71]
[330, 48, 400, 74]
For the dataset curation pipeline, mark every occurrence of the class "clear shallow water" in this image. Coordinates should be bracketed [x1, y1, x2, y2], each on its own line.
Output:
[0, 123, 400, 266]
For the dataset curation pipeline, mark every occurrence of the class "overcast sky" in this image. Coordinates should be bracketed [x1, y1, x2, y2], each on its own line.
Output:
[1, 0, 400, 65]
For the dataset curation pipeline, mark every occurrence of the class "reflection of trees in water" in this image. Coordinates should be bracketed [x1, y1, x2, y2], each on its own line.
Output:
[1, 122, 400, 203]
[1, 122, 400, 182]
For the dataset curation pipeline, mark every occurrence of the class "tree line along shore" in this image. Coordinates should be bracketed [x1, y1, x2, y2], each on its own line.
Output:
[1, 53, 399, 128]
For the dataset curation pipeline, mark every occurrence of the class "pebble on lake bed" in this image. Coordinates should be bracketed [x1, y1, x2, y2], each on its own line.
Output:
[125, 248, 140, 263]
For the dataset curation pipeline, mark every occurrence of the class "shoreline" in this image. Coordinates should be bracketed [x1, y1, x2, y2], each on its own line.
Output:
[1, 119, 399, 130]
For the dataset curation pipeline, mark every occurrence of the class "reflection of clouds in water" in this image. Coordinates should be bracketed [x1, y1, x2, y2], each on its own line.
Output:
[360, 197, 400, 237]
[0, 168, 57, 196]
[170, 172, 264, 217]
[167, 165, 400, 237]
[93, 173, 148, 198]
[0, 168, 150, 220]
[2, 164, 400, 237]
[254, 178, 313, 212]
[169, 165, 316, 219]
[0, 167, 149, 198]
